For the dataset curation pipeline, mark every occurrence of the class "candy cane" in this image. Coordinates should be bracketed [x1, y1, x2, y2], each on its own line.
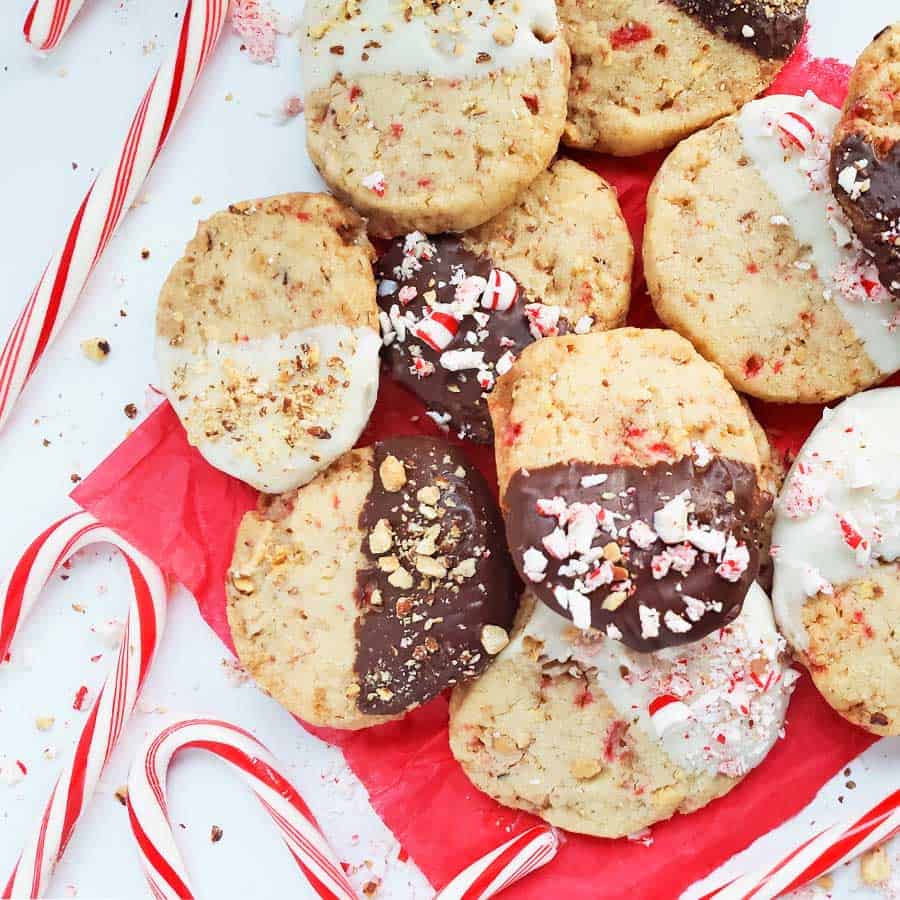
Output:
[1, 510, 167, 898]
[436, 825, 559, 900]
[126, 717, 357, 900]
[701, 789, 900, 900]
[0, 0, 229, 434]
[23, 0, 87, 51]
[481, 270, 518, 312]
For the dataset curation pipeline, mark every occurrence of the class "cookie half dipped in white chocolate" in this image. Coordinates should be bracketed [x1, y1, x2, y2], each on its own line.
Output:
[773, 387, 900, 735]
[156, 194, 380, 493]
[450, 585, 796, 837]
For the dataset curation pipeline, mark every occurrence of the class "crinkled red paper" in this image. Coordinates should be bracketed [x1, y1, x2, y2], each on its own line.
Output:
[73, 38, 887, 897]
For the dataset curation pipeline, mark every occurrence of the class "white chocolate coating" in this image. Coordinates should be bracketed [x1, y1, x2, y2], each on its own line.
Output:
[518, 584, 796, 779]
[738, 93, 900, 373]
[299, 0, 560, 93]
[157, 325, 380, 493]
[772, 388, 900, 650]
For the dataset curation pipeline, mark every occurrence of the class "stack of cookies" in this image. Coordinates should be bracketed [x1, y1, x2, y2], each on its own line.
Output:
[152, 1, 900, 840]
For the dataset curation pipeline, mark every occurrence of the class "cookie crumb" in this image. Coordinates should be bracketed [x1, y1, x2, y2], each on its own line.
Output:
[81, 338, 110, 362]
[860, 845, 890, 885]
[114, 786, 129, 806]
[211, 824, 224, 843]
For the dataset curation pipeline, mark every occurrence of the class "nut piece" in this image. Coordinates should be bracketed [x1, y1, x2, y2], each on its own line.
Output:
[388, 566, 413, 589]
[415, 555, 447, 578]
[480, 624, 510, 655]
[602, 590, 627, 611]
[379, 455, 407, 492]
[416, 484, 440, 506]
[860, 846, 890, 885]
[570, 758, 602, 780]
[368, 518, 393, 555]
[230, 574, 256, 595]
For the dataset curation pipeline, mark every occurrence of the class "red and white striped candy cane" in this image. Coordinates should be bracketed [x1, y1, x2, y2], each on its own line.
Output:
[436, 825, 559, 900]
[23, 0, 87, 51]
[1, 510, 167, 898]
[0, 0, 229, 434]
[701, 789, 900, 900]
[126, 717, 357, 900]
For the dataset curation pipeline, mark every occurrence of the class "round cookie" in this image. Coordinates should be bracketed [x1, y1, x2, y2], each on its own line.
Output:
[227, 436, 517, 730]
[449, 586, 795, 837]
[488, 328, 774, 651]
[156, 193, 380, 493]
[375, 159, 633, 443]
[299, 0, 570, 237]
[772, 388, 900, 736]
[645, 92, 900, 403]
[559, 0, 807, 157]
[830, 22, 900, 298]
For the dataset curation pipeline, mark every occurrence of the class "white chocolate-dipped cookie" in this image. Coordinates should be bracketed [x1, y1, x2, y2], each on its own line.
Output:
[300, 0, 570, 237]
[449, 585, 795, 837]
[772, 387, 900, 735]
[156, 194, 380, 493]
[645, 92, 900, 403]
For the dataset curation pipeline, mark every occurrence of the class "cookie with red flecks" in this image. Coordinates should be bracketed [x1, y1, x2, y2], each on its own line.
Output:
[772, 388, 900, 737]
[645, 92, 900, 403]
[559, 0, 807, 156]
[489, 328, 774, 652]
[300, 0, 570, 236]
[830, 22, 900, 300]
[227, 435, 517, 729]
[374, 159, 633, 443]
[449, 585, 795, 837]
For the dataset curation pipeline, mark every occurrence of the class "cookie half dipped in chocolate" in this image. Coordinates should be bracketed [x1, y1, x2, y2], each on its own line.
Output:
[490, 328, 776, 652]
[227, 436, 516, 729]
[830, 23, 900, 299]
[375, 160, 632, 443]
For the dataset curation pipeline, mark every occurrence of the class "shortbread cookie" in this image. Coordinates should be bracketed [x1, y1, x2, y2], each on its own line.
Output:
[772, 388, 900, 736]
[559, 0, 807, 157]
[645, 93, 900, 403]
[831, 23, 900, 298]
[227, 436, 517, 729]
[489, 328, 773, 651]
[375, 160, 633, 443]
[156, 194, 380, 493]
[449, 586, 795, 837]
[300, 0, 570, 237]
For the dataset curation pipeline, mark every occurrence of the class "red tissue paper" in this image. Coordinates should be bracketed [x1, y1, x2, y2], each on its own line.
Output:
[73, 38, 884, 898]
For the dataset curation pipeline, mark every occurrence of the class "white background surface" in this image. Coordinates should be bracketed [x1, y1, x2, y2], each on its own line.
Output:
[0, 1, 897, 898]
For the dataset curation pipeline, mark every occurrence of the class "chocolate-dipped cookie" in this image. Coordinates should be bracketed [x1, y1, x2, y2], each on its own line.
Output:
[226, 436, 517, 729]
[830, 22, 900, 299]
[489, 328, 776, 652]
[558, 0, 808, 157]
[375, 160, 632, 443]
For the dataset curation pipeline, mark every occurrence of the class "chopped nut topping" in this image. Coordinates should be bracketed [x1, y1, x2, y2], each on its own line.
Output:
[416, 555, 447, 578]
[602, 590, 627, 611]
[416, 484, 440, 506]
[379, 454, 407, 491]
[480, 624, 509, 655]
[369, 518, 393, 554]
[388, 566, 413, 589]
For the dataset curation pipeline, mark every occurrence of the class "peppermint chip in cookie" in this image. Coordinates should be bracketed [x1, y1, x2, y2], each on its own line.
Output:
[227, 436, 517, 729]
[489, 328, 773, 651]
[645, 92, 900, 403]
[375, 159, 633, 443]
[772, 388, 900, 736]
[156, 193, 380, 493]
[830, 23, 900, 299]
[300, 0, 570, 237]
[559, 0, 807, 157]
[449, 587, 795, 837]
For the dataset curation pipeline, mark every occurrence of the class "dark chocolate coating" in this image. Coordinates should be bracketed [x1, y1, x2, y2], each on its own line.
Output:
[374, 236, 565, 444]
[830, 134, 900, 298]
[354, 437, 517, 715]
[668, 0, 807, 60]
[504, 456, 772, 652]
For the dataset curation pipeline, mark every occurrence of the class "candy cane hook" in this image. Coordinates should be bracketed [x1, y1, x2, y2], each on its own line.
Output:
[1, 510, 168, 898]
[126, 717, 358, 900]
[23, 0, 88, 51]
[0, 0, 229, 434]
[435, 825, 559, 900]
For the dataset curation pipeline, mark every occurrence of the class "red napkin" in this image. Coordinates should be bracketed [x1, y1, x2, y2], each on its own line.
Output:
[73, 38, 885, 898]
